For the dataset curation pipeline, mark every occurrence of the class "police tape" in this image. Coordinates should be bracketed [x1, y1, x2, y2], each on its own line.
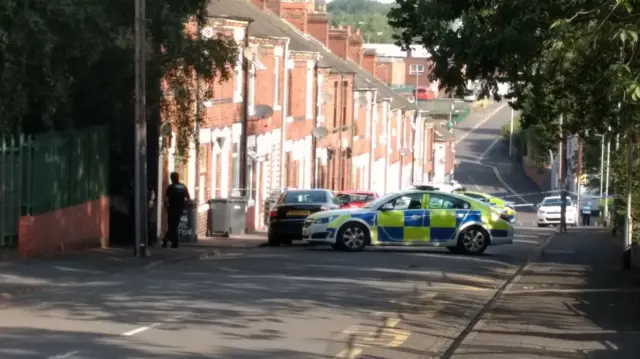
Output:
[498, 189, 619, 200]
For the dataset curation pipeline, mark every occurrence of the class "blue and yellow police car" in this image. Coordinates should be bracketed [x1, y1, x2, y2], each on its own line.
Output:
[302, 188, 514, 254]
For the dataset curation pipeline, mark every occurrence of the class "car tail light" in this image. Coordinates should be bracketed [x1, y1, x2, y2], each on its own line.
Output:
[269, 210, 277, 218]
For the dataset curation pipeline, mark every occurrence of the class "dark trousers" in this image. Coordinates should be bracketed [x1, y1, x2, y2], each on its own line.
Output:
[582, 213, 591, 226]
[164, 209, 183, 248]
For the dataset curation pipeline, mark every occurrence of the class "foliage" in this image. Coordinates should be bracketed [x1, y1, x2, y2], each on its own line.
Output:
[0, 0, 239, 158]
[389, 0, 639, 230]
[327, 0, 399, 43]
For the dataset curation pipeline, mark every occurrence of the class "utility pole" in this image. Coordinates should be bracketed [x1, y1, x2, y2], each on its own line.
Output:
[576, 136, 583, 219]
[604, 130, 611, 223]
[508, 107, 514, 157]
[559, 115, 568, 233]
[134, 0, 148, 256]
[599, 134, 605, 199]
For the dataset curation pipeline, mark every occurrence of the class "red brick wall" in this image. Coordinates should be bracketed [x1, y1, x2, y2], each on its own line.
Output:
[373, 103, 386, 160]
[18, 197, 109, 258]
[287, 59, 315, 142]
[307, 13, 329, 46]
[405, 58, 433, 89]
[424, 126, 434, 177]
[281, 3, 307, 32]
[362, 54, 376, 76]
[316, 71, 354, 190]
[328, 29, 348, 59]
[375, 63, 391, 84]
[347, 31, 363, 66]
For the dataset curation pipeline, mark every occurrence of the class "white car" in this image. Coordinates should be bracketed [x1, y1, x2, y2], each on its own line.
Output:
[537, 196, 578, 227]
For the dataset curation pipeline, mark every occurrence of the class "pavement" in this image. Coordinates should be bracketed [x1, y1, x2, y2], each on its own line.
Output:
[449, 228, 640, 359]
[0, 103, 638, 359]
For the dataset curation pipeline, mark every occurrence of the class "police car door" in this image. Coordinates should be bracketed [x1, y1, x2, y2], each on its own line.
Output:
[376, 193, 427, 243]
[427, 193, 469, 242]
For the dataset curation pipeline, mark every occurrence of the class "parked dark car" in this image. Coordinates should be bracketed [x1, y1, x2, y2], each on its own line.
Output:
[267, 189, 340, 246]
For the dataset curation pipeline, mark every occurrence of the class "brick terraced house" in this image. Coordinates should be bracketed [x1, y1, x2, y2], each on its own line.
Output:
[158, 0, 456, 236]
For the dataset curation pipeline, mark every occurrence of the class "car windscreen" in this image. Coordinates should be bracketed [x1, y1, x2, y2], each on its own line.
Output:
[363, 192, 399, 209]
[282, 191, 327, 203]
[542, 199, 573, 207]
[345, 194, 375, 202]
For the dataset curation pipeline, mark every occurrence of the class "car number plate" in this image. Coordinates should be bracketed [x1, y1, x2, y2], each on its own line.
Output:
[288, 210, 310, 216]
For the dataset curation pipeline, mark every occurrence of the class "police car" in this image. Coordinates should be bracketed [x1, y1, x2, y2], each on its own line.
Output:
[302, 187, 514, 254]
[454, 188, 517, 223]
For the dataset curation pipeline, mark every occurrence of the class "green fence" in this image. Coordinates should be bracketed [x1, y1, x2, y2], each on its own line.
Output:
[0, 127, 109, 248]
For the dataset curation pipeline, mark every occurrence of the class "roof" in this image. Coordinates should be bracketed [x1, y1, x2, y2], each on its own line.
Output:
[363, 43, 431, 58]
[207, 0, 410, 109]
[207, 0, 353, 73]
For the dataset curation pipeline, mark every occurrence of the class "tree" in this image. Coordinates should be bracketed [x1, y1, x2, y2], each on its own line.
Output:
[0, 0, 239, 159]
[388, 0, 639, 236]
[328, 0, 399, 43]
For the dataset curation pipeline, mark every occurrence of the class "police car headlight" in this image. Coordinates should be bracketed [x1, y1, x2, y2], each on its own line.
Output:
[315, 215, 339, 224]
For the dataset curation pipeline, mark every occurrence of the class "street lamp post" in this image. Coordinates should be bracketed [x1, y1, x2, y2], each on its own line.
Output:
[134, 0, 148, 257]
[508, 107, 514, 157]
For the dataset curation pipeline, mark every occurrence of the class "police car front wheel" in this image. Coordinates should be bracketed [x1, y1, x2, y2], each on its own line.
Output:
[456, 226, 489, 255]
[335, 223, 368, 252]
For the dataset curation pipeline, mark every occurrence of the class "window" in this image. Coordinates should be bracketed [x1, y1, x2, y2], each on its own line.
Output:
[429, 194, 469, 209]
[341, 81, 348, 126]
[282, 190, 328, 203]
[287, 69, 293, 117]
[409, 64, 425, 75]
[306, 62, 313, 119]
[333, 81, 339, 128]
[274, 56, 280, 108]
[384, 193, 424, 210]
[463, 192, 488, 202]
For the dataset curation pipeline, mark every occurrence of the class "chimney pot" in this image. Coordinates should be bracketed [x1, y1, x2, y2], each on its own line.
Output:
[345, 25, 351, 35]
[355, 28, 360, 36]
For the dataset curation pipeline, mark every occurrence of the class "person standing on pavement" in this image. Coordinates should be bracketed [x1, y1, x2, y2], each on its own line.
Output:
[581, 201, 592, 226]
[164, 172, 191, 248]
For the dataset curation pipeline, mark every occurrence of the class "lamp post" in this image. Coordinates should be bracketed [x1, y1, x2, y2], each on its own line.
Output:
[134, 0, 148, 256]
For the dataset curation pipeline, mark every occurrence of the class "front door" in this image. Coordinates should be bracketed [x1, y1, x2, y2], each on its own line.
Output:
[376, 193, 427, 243]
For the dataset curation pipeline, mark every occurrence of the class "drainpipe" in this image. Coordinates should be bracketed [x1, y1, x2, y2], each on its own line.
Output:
[368, 90, 377, 190]
[337, 73, 344, 190]
[240, 21, 253, 197]
[280, 38, 290, 189]
[410, 110, 417, 185]
[311, 55, 320, 187]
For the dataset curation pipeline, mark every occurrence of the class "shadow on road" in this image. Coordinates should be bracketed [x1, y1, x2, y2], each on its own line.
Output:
[452, 228, 640, 358]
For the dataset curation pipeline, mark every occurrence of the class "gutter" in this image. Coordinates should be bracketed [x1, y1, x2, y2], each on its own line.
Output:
[311, 54, 320, 188]
[368, 89, 377, 190]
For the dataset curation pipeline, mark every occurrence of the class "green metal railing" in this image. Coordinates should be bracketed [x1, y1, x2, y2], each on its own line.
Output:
[0, 126, 108, 248]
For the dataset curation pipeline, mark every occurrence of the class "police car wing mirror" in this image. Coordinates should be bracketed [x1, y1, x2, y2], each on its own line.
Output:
[380, 203, 394, 211]
[536, 203, 541, 208]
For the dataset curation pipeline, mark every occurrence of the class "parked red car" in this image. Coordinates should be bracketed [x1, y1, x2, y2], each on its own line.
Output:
[414, 87, 436, 101]
[335, 191, 379, 208]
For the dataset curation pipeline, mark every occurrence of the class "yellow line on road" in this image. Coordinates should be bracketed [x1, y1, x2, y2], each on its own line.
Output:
[335, 348, 362, 358]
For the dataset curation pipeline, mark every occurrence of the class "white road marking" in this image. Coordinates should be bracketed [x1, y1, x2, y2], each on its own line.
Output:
[507, 288, 640, 295]
[514, 234, 539, 238]
[335, 348, 362, 358]
[514, 239, 539, 244]
[476, 162, 528, 204]
[456, 103, 508, 144]
[605, 340, 620, 350]
[477, 137, 501, 162]
[122, 323, 160, 336]
[48, 351, 79, 359]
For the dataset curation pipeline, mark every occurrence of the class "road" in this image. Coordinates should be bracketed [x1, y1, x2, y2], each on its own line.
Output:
[454, 103, 547, 226]
[0, 103, 555, 359]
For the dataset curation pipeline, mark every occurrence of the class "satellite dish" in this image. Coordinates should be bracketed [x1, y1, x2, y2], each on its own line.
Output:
[319, 92, 333, 105]
[254, 105, 274, 118]
[400, 148, 411, 156]
[312, 126, 329, 139]
[407, 96, 415, 103]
